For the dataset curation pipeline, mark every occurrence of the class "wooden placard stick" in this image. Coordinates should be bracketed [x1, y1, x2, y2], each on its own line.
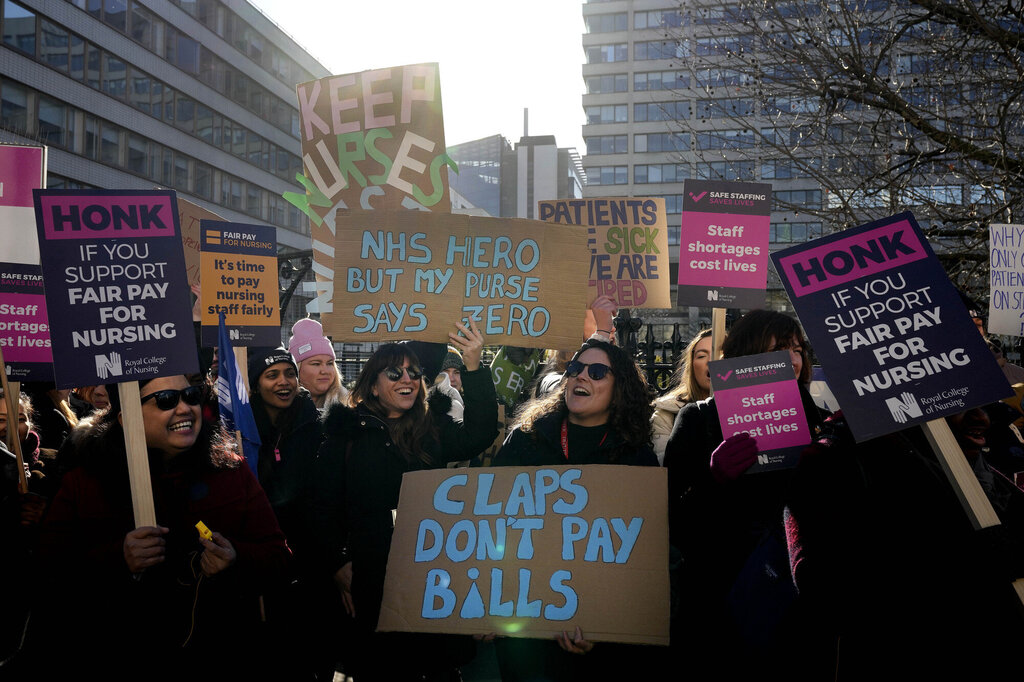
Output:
[0, 352, 28, 493]
[922, 418, 1024, 604]
[710, 307, 727, 380]
[233, 346, 249, 451]
[118, 381, 157, 528]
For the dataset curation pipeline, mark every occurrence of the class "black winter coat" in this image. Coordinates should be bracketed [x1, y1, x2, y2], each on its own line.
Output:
[311, 366, 498, 628]
[252, 389, 322, 569]
[495, 411, 658, 467]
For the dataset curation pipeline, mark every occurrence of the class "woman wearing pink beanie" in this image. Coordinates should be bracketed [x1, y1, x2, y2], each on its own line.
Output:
[288, 318, 349, 410]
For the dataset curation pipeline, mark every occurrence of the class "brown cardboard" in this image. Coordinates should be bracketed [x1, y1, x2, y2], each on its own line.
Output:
[176, 196, 223, 288]
[538, 198, 670, 309]
[377, 465, 670, 645]
[294, 64, 450, 315]
[322, 211, 590, 349]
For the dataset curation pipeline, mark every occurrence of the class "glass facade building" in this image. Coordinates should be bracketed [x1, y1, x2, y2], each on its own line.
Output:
[0, 0, 330, 252]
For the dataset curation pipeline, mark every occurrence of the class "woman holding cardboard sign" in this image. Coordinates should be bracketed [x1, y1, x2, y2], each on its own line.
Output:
[311, 317, 498, 681]
[492, 338, 658, 681]
[27, 375, 290, 680]
[663, 309, 826, 678]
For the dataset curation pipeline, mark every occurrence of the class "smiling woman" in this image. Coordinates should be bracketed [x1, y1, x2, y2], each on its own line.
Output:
[490, 338, 657, 681]
[310, 317, 498, 680]
[29, 374, 290, 679]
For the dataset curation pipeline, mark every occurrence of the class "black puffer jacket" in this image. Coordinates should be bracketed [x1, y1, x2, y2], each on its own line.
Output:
[251, 389, 322, 568]
[310, 366, 498, 627]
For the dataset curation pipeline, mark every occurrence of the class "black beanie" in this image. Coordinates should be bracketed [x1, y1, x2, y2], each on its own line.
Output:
[248, 346, 297, 393]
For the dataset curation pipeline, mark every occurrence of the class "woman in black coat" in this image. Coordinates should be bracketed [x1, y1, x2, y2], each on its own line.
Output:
[663, 309, 827, 678]
[493, 338, 659, 681]
[311, 319, 498, 681]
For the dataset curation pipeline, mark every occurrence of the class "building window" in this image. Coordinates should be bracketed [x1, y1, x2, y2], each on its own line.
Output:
[37, 96, 67, 147]
[103, 0, 127, 32]
[634, 40, 688, 60]
[634, 9, 685, 29]
[585, 74, 627, 94]
[100, 124, 120, 166]
[102, 54, 127, 99]
[773, 189, 823, 210]
[126, 134, 148, 175]
[0, 80, 28, 134]
[585, 13, 627, 33]
[585, 135, 627, 155]
[585, 166, 628, 185]
[695, 68, 752, 87]
[697, 98, 754, 119]
[40, 19, 69, 71]
[634, 70, 688, 91]
[585, 43, 628, 63]
[585, 104, 627, 124]
[770, 221, 823, 244]
[634, 132, 689, 152]
[2, 1, 35, 55]
[695, 129, 755, 149]
[697, 161, 756, 181]
[635, 163, 689, 184]
[634, 101, 691, 122]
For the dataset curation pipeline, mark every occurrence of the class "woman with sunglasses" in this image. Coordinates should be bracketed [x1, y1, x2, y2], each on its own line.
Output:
[29, 375, 290, 679]
[311, 318, 498, 681]
[491, 338, 657, 681]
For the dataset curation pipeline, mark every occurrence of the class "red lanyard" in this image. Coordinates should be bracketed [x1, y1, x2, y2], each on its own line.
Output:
[560, 418, 607, 461]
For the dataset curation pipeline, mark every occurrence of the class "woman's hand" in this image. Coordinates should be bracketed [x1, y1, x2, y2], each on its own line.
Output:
[449, 317, 485, 371]
[709, 432, 758, 483]
[590, 295, 617, 337]
[124, 525, 168, 573]
[199, 532, 237, 577]
[556, 626, 594, 655]
[334, 562, 356, 617]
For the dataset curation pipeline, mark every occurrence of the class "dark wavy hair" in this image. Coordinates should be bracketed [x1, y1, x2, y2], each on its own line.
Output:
[513, 339, 653, 459]
[722, 309, 812, 384]
[348, 343, 437, 464]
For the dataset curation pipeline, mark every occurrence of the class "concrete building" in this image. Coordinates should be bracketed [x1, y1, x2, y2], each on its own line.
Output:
[448, 132, 585, 219]
[581, 0, 824, 328]
[0, 0, 330, 256]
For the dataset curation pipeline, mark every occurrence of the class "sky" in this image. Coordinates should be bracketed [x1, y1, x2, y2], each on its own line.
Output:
[249, 0, 586, 152]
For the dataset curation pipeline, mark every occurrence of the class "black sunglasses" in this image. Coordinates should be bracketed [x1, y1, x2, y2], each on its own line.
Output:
[565, 360, 613, 380]
[381, 365, 424, 381]
[140, 386, 204, 411]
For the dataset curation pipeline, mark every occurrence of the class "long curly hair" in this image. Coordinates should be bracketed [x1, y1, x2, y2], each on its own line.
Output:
[513, 339, 653, 458]
[348, 343, 437, 464]
[721, 309, 812, 384]
[663, 328, 713, 404]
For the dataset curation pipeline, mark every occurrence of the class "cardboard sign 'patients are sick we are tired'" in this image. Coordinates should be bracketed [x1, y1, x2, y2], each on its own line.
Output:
[378, 466, 669, 645]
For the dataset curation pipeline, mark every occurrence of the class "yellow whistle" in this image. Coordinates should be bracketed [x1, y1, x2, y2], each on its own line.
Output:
[195, 520, 213, 541]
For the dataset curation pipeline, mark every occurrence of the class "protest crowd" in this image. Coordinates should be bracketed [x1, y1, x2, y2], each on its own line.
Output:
[2, 284, 1024, 682]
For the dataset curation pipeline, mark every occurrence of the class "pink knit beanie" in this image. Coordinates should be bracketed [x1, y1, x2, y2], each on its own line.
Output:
[288, 318, 336, 364]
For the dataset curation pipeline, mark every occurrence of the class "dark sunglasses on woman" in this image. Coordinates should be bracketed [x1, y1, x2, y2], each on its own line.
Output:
[140, 385, 204, 411]
[381, 365, 424, 381]
[565, 360, 613, 380]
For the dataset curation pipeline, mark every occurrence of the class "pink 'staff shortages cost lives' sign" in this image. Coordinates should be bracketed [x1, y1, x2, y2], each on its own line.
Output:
[677, 179, 771, 308]
[0, 143, 45, 266]
[772, 212, 1010, 442]
[33, 190, 197, 388]
[709, 351, 809, 472]
[1, 144, 51, 380]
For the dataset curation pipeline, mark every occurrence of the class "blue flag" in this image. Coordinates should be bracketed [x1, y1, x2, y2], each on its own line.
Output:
[216, 312, 261, 474]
